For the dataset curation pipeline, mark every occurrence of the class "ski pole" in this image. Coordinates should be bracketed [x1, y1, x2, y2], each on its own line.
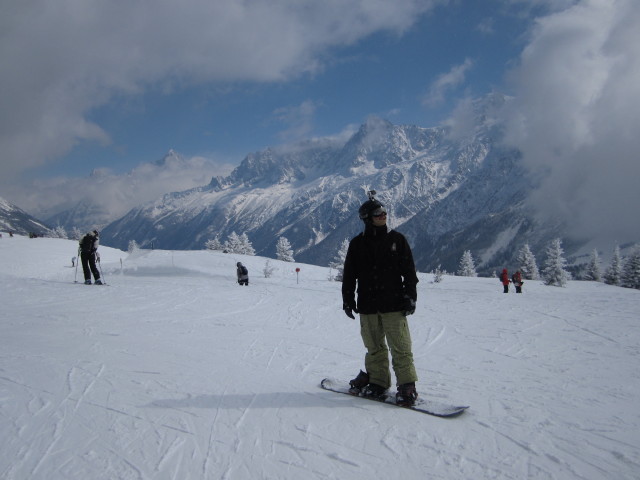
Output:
[74, 247, 80, 283]
[96, 252, 106, 284]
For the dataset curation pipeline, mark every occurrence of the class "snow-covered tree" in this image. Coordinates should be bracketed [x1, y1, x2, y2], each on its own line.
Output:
[583, 249, 602, 281]
[223, 232, 255, 255]
[433, 265, 446, 283]
[50, 226, 68, 239]
[276, 237, 295, 262]
[128, 240, 139, 254]
[238, 233, 255, 256]
[329, 238, 350, 281]
[621, 244, 640, 289]
[223, 232, 242, 254]
[541, 238, 571, 287]
[70, 227, 83, 241]
[204, 236, 223, 251]
[603, 246, 622, 286]
[517, 243, 539, 280]
[457, 250, 477, 277]
[263, 259, 275, 278]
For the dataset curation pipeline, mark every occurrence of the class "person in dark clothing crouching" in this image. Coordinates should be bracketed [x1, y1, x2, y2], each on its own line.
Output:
[236, 262, 249, 286]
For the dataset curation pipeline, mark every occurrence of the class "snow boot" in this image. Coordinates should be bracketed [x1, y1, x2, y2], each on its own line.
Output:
[94, 279, 103, 285]
[349, 370, 369, 394]
[396, 382, 418, 406]
[84, 280, 92, 285]
[362, 383, 388, 399]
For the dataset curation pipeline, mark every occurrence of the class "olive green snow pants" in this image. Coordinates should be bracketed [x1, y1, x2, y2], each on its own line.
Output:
[359, 311, 418, 389]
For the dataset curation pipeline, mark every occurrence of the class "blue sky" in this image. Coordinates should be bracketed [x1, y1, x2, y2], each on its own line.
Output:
[2, 0, 640, 243]
[61, 7, 506, 174]
[3, 1, 532, 178]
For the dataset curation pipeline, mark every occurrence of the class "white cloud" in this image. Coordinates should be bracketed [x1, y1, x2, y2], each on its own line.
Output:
[422, 58, 474, 107]
[501, 0, 640, 243]
[272, 100, 321, 143]
[476, 17, 495, 35]
[4, 152, 234, 222]
[0, 0, 439, 181]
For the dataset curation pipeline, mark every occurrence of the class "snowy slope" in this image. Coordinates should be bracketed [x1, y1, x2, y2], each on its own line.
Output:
[1, 234, 639, 479]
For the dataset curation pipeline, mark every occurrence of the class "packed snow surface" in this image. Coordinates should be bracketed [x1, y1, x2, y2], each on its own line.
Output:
[1, 234, 639, 479]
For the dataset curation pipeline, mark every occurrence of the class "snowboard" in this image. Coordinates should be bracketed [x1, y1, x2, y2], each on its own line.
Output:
[321, 378, 468, 418]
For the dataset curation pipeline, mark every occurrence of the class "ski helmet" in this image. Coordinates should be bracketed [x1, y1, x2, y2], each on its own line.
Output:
[92, 230, 99, 237]
[358, 189, 386, 222]
[358, 199, 386, 222]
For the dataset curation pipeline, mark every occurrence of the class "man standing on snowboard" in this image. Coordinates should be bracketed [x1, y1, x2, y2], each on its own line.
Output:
[341, 191, 419, 406]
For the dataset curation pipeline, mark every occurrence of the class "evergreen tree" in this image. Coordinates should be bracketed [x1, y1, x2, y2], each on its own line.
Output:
[584, 249, 602, 281]
[433, 265, 445, 283]
[541, 238, 571, 287]
[517, 243, 539, 280]
[329, 238, 350, 281]
[50, 226, 68, 239]
[204, 236, 223, 251]
[238, 233, 255, 255]
[224, 232, 243, 254]
[457, 250, 477, 277]
[275, 237, 295, 262]
[263, 259, 275, 278]
[70, 227, 83, 241]
[603, 246, 622, 286]
[128, 240, 139, 254]
[621, 245, 640, 289]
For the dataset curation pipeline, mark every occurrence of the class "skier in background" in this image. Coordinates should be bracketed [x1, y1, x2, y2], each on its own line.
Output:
[500, 268, 510, 293]
[236, 262, 249, 286]
[79, 230, 102, 285]
[512, 270, 523, 293]
[342, 191, 420, 406]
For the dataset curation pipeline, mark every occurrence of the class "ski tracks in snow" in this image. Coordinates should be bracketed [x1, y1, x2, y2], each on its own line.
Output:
[2, 360, 109, 479]
[3, 241, 640, 479]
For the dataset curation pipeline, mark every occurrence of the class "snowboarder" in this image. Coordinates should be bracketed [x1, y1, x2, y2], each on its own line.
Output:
[236, 262, 249, 286]
[500, 268, 510, 293]
[342, 190, 420, 406]
[512, 270, 523, 293]
[79, 230, 102, 285]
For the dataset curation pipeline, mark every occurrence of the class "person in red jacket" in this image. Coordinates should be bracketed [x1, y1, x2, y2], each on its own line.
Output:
[500, 268, 510, 293]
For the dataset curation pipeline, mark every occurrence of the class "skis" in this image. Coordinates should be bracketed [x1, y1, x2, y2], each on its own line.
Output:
[321, 378, 468, 418]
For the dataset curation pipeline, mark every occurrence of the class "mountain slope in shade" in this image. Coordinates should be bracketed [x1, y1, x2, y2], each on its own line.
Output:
[0, 196, 50, 236]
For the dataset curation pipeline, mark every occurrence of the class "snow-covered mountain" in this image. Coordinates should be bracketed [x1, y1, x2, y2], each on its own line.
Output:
[44, 149, 231, 232]
[101, 95, 577, 275]
[0, 196, 50, 236]
[45, 196, 113, 234]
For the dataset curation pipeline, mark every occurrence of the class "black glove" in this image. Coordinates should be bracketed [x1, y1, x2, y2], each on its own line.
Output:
[402, 296, 416, 316]
[343, 302, 358, 320]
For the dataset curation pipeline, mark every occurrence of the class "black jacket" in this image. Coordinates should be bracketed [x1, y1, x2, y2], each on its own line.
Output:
[79, 233, 99, 254]
[342, 225, 418, 314]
